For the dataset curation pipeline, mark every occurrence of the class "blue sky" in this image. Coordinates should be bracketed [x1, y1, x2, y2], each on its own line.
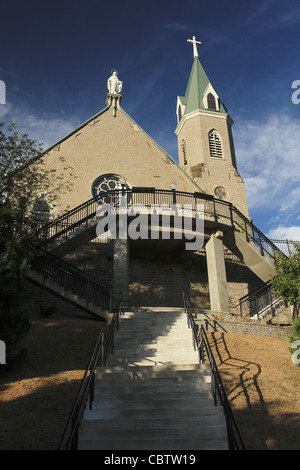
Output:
[0, 0, 300, 240]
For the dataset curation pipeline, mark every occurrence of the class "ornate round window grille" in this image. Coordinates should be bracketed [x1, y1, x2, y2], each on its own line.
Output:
[92, 174, 131, 205]
[214, 186, 227, 200]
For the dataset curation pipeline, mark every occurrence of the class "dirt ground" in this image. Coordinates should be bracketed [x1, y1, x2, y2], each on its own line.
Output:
[0, 313, 299, 451]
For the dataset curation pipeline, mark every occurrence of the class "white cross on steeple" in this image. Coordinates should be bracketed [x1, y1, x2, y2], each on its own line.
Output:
[187, 35, 202, 58]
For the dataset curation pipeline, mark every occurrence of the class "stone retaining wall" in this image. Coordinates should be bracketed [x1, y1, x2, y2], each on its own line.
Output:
[197, 317, 291, 338]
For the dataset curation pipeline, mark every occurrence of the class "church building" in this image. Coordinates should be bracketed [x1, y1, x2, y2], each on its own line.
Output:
[28, 37, 280, 320]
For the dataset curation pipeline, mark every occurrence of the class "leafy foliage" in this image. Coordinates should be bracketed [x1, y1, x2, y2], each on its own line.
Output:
[272, 243, 300, 365]
[0, 122, 73, 361]
[271, 243, 300, 306]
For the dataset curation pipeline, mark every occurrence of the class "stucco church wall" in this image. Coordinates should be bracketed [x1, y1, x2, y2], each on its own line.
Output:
[177, 111, 249, 217]
[43, 107, 202, 216]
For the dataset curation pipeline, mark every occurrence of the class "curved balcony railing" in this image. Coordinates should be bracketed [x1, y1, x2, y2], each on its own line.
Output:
[30, 188, 284, 259]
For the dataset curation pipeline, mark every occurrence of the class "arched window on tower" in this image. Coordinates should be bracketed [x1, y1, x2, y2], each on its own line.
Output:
[178, 106, 182, 123]
[208, 129, 223, 158]
[207, 93, 216, 110]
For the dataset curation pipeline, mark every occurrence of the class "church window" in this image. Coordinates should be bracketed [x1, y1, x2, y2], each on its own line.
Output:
[32, 197, 50, 223]
[207, 93, 216, 110]
[214, 186, 227, 200]
[181, 139, 187, 166]
[92, 174, 131, 205]
[208, 129, 223, 158]
[178, 106, 182, 123]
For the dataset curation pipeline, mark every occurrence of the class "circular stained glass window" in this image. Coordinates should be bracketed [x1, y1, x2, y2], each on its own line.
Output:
[214, 186, 227, 200]
[92, 174, 130, 205]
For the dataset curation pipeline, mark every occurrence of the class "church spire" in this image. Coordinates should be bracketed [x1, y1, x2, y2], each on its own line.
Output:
[175, 37, 249, 217]
[176, 38, 227, 123]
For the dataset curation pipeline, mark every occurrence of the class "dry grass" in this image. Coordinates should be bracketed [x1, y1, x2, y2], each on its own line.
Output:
[0, 313, 103, 450]
[0, 313, 299, 450]
[207, 331, 300, 450]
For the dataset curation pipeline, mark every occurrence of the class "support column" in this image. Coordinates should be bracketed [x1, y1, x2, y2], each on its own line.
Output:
[206, 230, 230, 314]
[113, 238, 129, 307]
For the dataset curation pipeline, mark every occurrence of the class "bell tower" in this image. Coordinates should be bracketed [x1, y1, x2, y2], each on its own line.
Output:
[175, 36, 249, 217]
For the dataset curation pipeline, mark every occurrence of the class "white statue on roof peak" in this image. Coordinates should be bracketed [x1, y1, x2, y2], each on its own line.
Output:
[107, 70, 123, 94]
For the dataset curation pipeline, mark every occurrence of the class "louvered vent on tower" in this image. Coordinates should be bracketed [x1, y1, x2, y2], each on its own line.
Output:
[208, 129, 223, 158]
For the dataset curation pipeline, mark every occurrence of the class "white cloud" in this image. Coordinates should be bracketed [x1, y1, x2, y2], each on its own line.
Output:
[0, 103, 80, 149]
[233, 112, 300, 241]
[234, 113, 300, 218]
[162, 23, 187, 31]
[267, 225, 300, 241]
[247, 0, 300, 31]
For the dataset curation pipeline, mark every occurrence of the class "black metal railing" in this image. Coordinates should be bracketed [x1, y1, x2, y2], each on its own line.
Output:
[183, 292, 246, 450]
[57, 292, 124, 450]
[29, 188, 285, 260]
[230, 281, 285, 321]
[27, 241, 112, 312]
[268, 239, 300, 257]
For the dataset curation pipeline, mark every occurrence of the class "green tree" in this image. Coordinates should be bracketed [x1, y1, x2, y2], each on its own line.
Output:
[271, 243, 300, 365]
[0, 122, 73, 362]
[271, 243, 300, 309]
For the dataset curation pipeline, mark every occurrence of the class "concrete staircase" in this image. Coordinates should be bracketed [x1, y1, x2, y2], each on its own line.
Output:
[78, 307, 229, 450]
[223, 228, 275, 283]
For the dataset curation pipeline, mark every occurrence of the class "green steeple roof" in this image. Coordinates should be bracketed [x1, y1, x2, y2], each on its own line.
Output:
[180, 57, 227, 115]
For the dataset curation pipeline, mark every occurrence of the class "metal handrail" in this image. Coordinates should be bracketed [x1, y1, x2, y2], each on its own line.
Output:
[29, 188, 285, 260]
[230, 281, 285, 320]
[27, 241, 111, 311]
[57, 292, 123, 450]
[183, 292, 246, 450]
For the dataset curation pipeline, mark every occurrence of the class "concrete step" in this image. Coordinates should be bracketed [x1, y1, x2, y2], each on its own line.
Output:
[113, 333, 195, 344]
[83, 402, 222, 420]
[114, 327, 194, 336]
[92, 388, 213, 403]
[93, 381, 212, 395]
[114, 331, 195, 341]
[94, 375, 210, 389]
[94, 369, 211, 387]
[94, 376, 210, 388]
[126, 307, 185, 313]
[113, 340, 196, 350]
[112, 344, 197, 354]
[108, 356, 199, 366]
[88, 395, 217, 411]
[119, 315, 188, 322]
[78, 305, 230, 451]
[81, 413, 225, 428]
[79, 423, 228, 440]
[78, 435, 228, 450]
[95, 363, 211, 377]
[108, 358, 200, 367]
